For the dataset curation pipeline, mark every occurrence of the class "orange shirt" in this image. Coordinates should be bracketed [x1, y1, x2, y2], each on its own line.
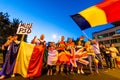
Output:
[66, 42, 75, 49]
[58, 41, 66, 50]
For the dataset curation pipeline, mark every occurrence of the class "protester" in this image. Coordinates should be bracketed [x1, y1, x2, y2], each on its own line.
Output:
[1, 36, 13, 64]
[31, 34, 46, 46]
[54, 36, 66, 75]
[66, 38, 75, 74]
[100, 44, 112, 69]
[31, 34, 47, 67]
[75, 41, 85, 74]
[0, 34, 20, 79]
[109, 43, 119, 68]
[85, 41, 99, 74]
[91, 39, 104, 69]
[79, 36, 85, 47]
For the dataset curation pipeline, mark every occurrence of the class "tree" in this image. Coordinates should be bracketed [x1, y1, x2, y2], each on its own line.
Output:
[0, 12, 10, 44]
[0, 12, 27, 52]
[11, 18, 27, 41]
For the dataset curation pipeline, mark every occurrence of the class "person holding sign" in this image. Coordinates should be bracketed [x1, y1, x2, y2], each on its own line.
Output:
[0, 34, 20, 79]
[1, 36, 13, 64]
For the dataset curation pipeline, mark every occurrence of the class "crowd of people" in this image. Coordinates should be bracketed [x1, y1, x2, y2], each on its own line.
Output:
[0, 34, 120, 79]
[29, 34, 120, 75]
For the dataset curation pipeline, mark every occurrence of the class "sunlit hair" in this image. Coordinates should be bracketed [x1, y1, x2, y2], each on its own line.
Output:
[7, 36, 12, 40]
[85, 41, 91, 48]
[40, 34, 45, 40]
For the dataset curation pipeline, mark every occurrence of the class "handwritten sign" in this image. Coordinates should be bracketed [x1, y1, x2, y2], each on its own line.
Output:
[16, 23, 32, 34]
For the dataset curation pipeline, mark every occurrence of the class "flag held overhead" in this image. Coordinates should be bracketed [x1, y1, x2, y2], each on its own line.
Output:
[71, 0, 120, 30]
[71, 14, 91, 30]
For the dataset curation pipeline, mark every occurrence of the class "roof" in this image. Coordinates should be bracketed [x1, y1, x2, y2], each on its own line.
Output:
[112, 21, 120, 26]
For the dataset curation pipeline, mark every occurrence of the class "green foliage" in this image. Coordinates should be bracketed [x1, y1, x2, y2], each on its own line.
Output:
[0, 12, 27, 49]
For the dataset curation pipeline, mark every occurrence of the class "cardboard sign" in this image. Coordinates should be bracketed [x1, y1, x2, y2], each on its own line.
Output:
[16, 23, 32, 34]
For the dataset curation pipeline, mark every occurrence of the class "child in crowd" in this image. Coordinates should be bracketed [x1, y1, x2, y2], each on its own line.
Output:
[47, 42, 58, 76]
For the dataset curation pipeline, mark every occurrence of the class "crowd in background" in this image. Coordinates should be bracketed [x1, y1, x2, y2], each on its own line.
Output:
[31, 34, 120, 75]
[0, 34, 120, 79]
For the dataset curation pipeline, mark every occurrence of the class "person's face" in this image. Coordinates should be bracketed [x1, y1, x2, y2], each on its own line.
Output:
[49, 43, 55, 50]
[61, 36, 64, 41]
[78, 41, 81, 45]
[68, 38, 72, 43]
[13, 35, 18, 40]
[102, 45, 105, 48]
[79, 36, 84, 41]
[111, 44, 115, 47]
[99, 44, 103, 48]
[50, 46, 54, 50]
[85, 41, 90, 47]
[8, 36, 12, 40]
[91, 40, 96, 44]
[40, 34, 44, 40]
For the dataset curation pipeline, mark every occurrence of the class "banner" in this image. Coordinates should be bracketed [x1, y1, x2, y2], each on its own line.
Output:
[16, 23, 32, 34]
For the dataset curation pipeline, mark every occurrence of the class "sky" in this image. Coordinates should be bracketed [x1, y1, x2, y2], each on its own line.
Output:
[0, 0, 114, 43]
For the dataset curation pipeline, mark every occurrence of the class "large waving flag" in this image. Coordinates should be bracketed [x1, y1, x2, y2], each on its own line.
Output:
[13, 41, 45, 78]
[71, 0, 120, 30]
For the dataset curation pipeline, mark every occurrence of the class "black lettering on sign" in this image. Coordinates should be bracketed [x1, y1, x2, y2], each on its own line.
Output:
[17, 23, 32, 34]
[20, 23, 25, 28]
[18, 28, 26, 33]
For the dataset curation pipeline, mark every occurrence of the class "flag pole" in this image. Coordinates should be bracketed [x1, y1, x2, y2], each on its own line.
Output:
[82, 30, 91, 40]
[20, 34, 25, 42]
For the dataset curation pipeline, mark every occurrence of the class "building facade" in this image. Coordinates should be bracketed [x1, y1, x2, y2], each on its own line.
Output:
[93, 23, 120, 51]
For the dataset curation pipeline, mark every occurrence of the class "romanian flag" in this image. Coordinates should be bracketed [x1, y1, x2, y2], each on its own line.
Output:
[13, 41, 45, 78]
[71, 0, 120, 30]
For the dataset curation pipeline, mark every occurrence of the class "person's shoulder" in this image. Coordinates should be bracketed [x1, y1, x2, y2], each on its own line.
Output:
[53, 50, 58, 52]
